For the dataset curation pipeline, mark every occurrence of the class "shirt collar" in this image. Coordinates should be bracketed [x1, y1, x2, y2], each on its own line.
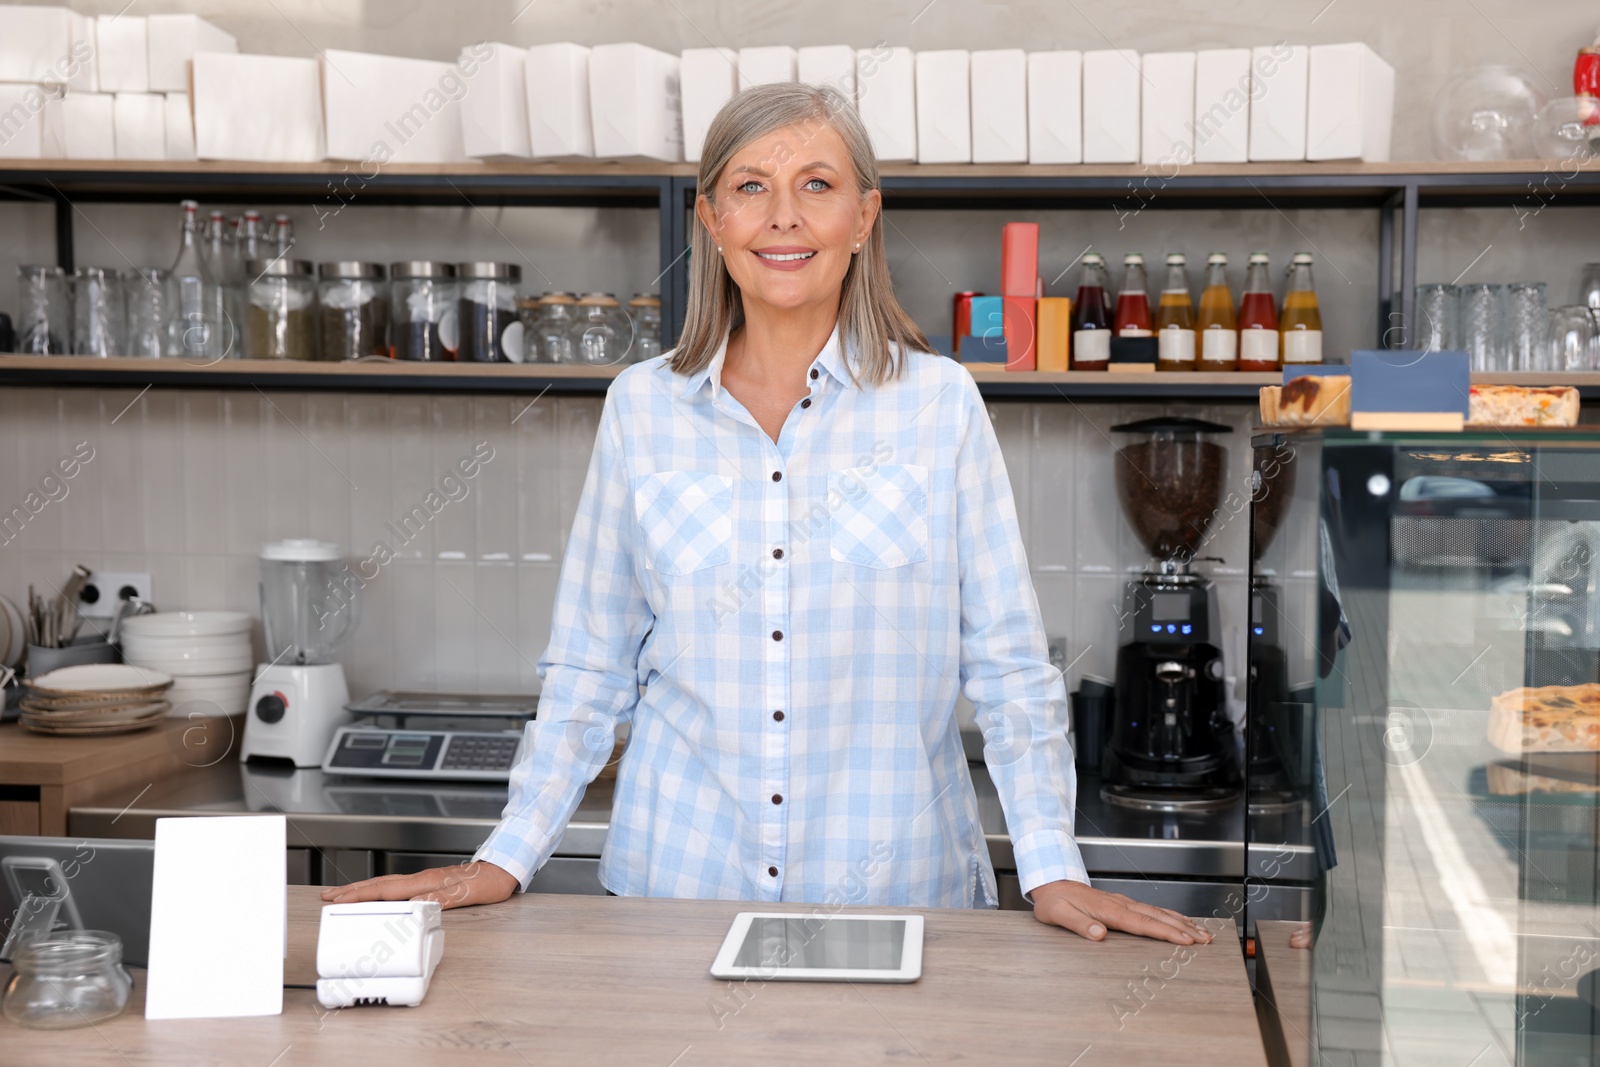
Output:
[677, 322, 854, 399]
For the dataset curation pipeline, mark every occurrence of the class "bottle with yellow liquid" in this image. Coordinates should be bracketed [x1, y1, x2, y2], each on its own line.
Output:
[1280, 251, 1323, 365]
[1196, 252, 1238, 371]
[1154, 253, 1195, 372]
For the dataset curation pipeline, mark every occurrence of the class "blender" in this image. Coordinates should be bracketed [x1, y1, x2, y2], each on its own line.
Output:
[1102, 417, 1241, 809]
[239, 539, 360, 766]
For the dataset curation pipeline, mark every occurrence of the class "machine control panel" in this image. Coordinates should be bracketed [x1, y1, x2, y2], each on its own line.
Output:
[323, 727, 523, 782]
[1135, 587, 1211, 644]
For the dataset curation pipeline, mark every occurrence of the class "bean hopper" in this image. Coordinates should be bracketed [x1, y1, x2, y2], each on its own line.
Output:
[239, 539, 359, 766]
[1103, 417, 1241, 809]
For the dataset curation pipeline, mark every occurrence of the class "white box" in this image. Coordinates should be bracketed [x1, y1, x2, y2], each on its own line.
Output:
[1141, 52, 1195, 166]
[1192, 49, 1251, 163]
[525, 43, 593, 159]
[588, 43, 682, 162]
[193, 52, 323, 162]
[0, 7, 96, 91]
[1027, 51, 1081, 164]
[1082, 49, 1140, 164]
[147, 14, 236, 94]
[798, 45, 856, 107]
[856, 46, 915, 162]
[459, 42, 530, 160]
[0, 85, 57, 159]
[96, 15, 148, 93]
[46, 92, 115, 159]
[322, 50, 468, 165]
[164, 91, 196, 160]
[915, 51, 970, 164]
[970, 49, 1026, 164]
[1249, 44, 1308, 162]
[681, 48, 736, 163]
[1306, 42, 1394, 162]
[114, 92, 165, 160]
[738, 46, 796, 89]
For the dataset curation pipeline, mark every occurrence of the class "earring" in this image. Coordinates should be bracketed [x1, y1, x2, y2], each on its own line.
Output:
[853, 243, 860, 252]
[717, 246, 723, 254]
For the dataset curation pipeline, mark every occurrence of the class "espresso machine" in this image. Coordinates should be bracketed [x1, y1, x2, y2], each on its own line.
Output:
[1102, 417, 1241, 809]
[1245, 442, 1302, 811]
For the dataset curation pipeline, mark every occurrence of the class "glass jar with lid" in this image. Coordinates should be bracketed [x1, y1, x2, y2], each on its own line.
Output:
[317, 261, 389, 361]
[535, 293, 579, 364]
[571, 292, 629, 366]
[390, 261, 458, 362]
[456, 262, 522, 362]
[626, 293, 662, 363]
[245, 258, 317, 360]
[3, 930, 131, 1029]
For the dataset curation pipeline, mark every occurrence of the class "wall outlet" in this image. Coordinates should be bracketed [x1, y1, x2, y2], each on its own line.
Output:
[76, 570, 152, 618]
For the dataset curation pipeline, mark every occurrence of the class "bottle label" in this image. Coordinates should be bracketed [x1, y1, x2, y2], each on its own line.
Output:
[501, 320, 525, 363]
[1201, 329, 1237, 362]
[1240, 329, 1277, 362]
[1158, 328, 1196, 362]
[1074, 329, 1111, 362]
[1117, 328, 1153, 338]
[1283, 329, 1323, 363]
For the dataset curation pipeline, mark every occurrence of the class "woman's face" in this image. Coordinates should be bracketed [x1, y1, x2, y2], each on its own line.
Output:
[696, 120, 881, 317]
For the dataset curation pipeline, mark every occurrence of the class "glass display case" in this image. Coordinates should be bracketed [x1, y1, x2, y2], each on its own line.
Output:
[1249, 428, 1600, 1066]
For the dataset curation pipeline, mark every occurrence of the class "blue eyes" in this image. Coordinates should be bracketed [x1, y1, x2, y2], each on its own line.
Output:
[736, 178, 831, 193]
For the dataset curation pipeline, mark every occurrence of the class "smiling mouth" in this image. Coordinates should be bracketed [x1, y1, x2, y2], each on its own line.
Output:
[754, 250, 817, 262]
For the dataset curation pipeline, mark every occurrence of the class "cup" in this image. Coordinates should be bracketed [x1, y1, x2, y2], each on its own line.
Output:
[1506, 282, 1548, 371]
[1459, 283, 1506, 371]
[17, 266, 68, 355]
[120, 268, 169, 359]
[1549, 305, 1599, 371]
[1412, 284, 1458, 353]
[70, 267, 122, 357]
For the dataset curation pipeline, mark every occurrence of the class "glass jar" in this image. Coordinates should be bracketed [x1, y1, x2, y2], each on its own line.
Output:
[17, 265, 67, 355]
[121, 268, 169, 359]
[536, 293, 578, 364]
[3, 930, 131, 1029]
[246, 258, 317, 360]
[390, 261, 458, 362]
[516, 297, 545, 362]
[571, 292, 627, 366]
[317, 262, 389, 361]
[456, 262, 522, 362]
[70, 266, 122, 357]
[626, 293, 662, 363]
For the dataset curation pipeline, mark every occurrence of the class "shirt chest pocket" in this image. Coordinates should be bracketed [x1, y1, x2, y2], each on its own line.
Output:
[633, 470, 732, 576]
[828, 463, 929, 569]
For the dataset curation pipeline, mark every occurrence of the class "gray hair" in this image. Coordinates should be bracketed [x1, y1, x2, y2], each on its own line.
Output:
[670, 81, 932, 387]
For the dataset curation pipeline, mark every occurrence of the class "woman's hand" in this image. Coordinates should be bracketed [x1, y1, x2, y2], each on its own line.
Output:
[1030, 880, 1214, 945]
[320, 860, 518, 911]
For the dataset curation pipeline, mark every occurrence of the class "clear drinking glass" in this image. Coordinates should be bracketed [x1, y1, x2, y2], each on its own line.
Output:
[1412, 284, 1458, 352]
[1548, 305, 1599, 371]
[2, 931, 131, 1029]
[70, 267, 121, 357]
[121, 268, 169, 359]
[1506, 282, 1548, 371]
[1579, 262, 1600, 311]
[1459, 282, 1506, 371]
[17, 265, 68, 355]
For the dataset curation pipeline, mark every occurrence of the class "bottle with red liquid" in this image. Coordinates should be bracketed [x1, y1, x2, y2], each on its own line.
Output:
[1237, 251, 1279, 372]
[1070, 251, 1112, 371]
[1114, 253, 1153, 336]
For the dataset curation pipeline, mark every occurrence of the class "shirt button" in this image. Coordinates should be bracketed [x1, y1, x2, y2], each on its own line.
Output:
[772, 548, 783, 559]
[771, 794, 783, 805]
[771, 471, 782, 482]
[768, 866, 779, 877]
[772, 630, 783, 641]
[773, 710, 784, 722]
[809, 368, 818, 380]
[800, 398, 811, 409]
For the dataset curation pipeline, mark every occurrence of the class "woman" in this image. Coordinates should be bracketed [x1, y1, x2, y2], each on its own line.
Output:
[328, 82, 1209, 947]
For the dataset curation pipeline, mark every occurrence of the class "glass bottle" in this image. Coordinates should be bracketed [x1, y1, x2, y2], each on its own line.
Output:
[272, 214, 295, 257]
[1114, 253, 1153, 336]
[238, 210, 266, 265]
[626, 293, 662, 363]
[1070, 252, 1112, 371]
[1279, 252, 1324, 366]
[1237, 252, 1280, 373]
[1196, 253, 1238, 371]
[205, 210, 245, 356]
[1154, 252, 1195, 372]
[165, 200, 229, 361]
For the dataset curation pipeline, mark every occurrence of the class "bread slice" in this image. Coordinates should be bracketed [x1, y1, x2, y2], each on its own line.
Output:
[1271, 375, 1351, 427]
[1259, 386, 1281, 425]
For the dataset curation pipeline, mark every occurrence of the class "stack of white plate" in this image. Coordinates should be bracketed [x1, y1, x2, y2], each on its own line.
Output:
[22, 663, 173, 735]
[120, 611, 254, 718]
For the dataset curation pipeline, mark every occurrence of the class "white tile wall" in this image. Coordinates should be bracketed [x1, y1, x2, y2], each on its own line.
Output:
[0, 386, 1264, 698]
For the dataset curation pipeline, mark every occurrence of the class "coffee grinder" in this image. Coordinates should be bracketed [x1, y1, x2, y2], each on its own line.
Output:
[1103, 417, 1240, 809]
[1246, 442, 1302, 811]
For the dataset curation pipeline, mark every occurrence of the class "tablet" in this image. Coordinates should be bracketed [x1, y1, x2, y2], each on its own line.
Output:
[709, 912, 923, 983]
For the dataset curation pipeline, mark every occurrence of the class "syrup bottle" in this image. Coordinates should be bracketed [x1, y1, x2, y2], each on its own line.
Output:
[1154, 253, 1195, 372]
[1114, 253, 1153, 336]
[1279, 252, 1324, 365]
[1195, 253, 1238, 371]
[1237, 252, 1280, 372]
[1070, 251, 1112, 371]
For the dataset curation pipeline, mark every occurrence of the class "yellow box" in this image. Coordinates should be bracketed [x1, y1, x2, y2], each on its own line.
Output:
[1035, 296, 1072, 372]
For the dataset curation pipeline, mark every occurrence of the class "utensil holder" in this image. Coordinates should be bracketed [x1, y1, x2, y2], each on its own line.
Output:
[25, 640, 121, 678]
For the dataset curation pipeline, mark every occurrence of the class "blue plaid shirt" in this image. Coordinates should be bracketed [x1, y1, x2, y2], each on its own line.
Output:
[475, 324, 1089, 907]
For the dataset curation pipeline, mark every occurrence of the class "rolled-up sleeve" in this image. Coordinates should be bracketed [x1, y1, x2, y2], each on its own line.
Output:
[951, 378, 1090, 897]
[474, 397, 653, 888]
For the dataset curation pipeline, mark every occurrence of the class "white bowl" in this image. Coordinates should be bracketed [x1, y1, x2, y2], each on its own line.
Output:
[121, 611, 252, 639]
[167, 671, 252, 717]
[121, 632, 252, 661]
[124, 645, 254, 676]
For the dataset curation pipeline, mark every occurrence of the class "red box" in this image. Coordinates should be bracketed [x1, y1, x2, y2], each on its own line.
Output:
[1001, 222, 1039, 370]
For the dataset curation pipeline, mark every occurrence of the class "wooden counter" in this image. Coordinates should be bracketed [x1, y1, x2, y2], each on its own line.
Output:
[3, 885, 1266, 1066]
[1254, 920, 1313, 1067]
[0, 715, 239, 836]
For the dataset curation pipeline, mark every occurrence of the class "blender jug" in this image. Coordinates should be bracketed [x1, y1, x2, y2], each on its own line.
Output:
[259, 539, 360, 665]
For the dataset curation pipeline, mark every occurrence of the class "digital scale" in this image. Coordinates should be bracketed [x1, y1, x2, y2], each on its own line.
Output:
[321, 691, 537, 782]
